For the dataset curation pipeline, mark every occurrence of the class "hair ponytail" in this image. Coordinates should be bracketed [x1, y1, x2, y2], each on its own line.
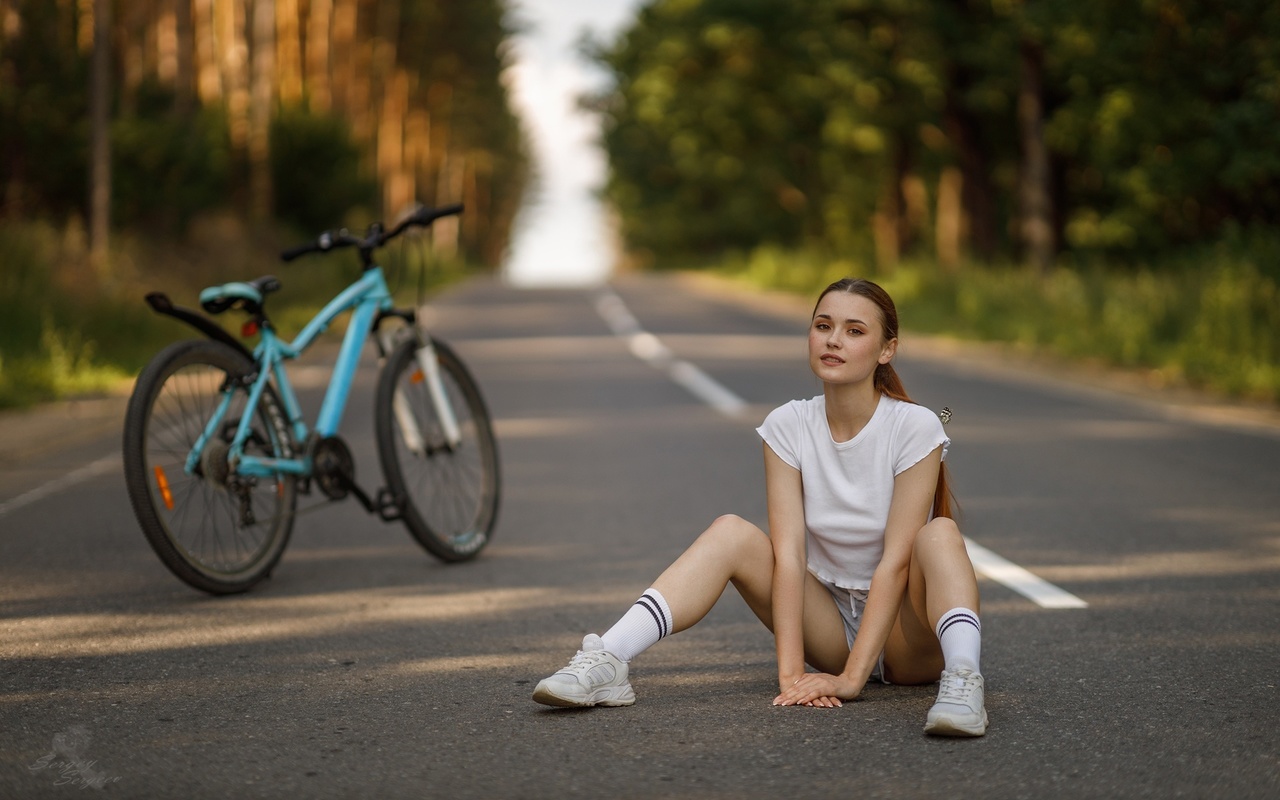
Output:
[815, 279, 957, 520]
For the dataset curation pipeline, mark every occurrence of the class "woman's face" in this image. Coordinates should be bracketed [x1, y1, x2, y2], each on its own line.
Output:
[808, 291, 897, 386]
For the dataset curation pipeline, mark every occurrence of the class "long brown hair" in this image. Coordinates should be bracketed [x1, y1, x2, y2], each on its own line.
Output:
[813, 278, 956, 519]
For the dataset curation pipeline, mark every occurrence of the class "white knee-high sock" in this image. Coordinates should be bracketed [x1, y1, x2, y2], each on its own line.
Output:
[936, 607, 982, 673]
[601, 588, 674, 663]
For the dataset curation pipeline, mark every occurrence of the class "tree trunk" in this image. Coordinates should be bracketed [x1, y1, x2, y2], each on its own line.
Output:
[218, 0, 250, 147]
[935, 167, 964, 271]
[1018, 38, 1054, 275]
[248, 0, 275, 222]
[174, 0, 195, 112]
[275, 0, 302, 106]
[89, 0, 112, 272]
[331, 0, 360, 121]
[434, 153, 464, 259]
[192, 0, 221, 103]
[873, 141, 914, 271]
[373, 0, 404, 216]
[305, 0, 333, 112]
[942, 68, 998, 261]
[379, 69, 412, 216]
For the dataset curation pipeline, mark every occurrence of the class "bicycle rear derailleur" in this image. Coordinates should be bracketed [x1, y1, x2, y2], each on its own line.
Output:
[311, 436, 403, 521]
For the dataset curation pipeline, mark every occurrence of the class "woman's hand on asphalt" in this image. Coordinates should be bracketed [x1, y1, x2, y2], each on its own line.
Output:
[772, 672, 858, 708]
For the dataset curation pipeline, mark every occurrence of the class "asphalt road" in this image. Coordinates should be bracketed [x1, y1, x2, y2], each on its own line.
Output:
[1, 272, 1278, 799]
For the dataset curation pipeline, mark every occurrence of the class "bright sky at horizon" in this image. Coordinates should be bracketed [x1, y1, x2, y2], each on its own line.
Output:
[501, 0, 645, 288]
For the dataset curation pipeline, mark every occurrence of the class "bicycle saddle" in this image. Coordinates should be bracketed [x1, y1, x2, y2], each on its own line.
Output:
[199, 275, 282, 315]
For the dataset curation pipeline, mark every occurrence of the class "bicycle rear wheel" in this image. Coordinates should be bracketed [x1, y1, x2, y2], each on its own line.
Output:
[122, 339, 297, 594]
[375, 337, 500, 561]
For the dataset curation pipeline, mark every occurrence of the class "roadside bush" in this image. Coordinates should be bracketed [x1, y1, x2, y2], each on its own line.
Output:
[111, 84, 233, 232]
[270, 109, 377, 234]
[718, 238, 1280, 403]
[0, 223, 129, 407]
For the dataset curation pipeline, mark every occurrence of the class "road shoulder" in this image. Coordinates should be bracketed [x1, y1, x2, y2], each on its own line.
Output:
[0, 392, 132, 464]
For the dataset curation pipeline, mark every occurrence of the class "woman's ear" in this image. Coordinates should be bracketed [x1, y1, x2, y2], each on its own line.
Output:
[879, 337, 898, 365]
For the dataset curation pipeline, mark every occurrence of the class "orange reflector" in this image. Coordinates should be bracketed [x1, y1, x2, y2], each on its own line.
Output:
[241, 320, 259, 338]
[410, 369, 424, 384]
[153, 466, 174, 510]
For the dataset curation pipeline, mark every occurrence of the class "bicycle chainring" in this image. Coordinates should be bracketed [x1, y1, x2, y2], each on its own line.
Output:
[313, 436, 355, 500]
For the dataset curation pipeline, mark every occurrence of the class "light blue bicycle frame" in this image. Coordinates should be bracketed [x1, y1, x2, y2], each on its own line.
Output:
[184, 267, 395, 480]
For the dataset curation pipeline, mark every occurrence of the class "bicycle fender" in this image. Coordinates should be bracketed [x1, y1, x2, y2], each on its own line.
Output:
[145, 292, 254, 360]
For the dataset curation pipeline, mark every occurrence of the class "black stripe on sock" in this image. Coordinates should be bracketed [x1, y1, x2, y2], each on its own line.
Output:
[635, 599, 664, 638]
[937, 612, 980, 639]
[637, 594, 667, 638]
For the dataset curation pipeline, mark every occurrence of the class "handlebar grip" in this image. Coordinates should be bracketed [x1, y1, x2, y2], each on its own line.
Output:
[280, 242, 318, 262]
[410, 203, 464, 226]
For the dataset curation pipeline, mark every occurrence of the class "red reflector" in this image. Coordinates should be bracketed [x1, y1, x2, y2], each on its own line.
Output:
[154, 466, 174, 510]
[241, 320, 259, 337]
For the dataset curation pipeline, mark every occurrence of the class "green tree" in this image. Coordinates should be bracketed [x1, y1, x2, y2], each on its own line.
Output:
[594, 0, 1280, 269]
[0, 0, 90, 219]
[1040, 0, 1280, 255]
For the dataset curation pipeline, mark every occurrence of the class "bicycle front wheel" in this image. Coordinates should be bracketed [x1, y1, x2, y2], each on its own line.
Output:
[122, 339, 297, 594]
[375, 337, 500, 562]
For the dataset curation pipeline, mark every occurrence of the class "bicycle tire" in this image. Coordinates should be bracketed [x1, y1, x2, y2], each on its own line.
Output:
[375, 337, 500, 562]
[122, 339, 297, 594]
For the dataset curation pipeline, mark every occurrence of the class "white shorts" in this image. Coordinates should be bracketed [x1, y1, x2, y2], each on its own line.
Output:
[815, 574, 889, 684]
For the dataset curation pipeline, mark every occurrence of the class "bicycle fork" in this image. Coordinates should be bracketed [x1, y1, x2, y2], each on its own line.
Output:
[387, 332, 463, 456]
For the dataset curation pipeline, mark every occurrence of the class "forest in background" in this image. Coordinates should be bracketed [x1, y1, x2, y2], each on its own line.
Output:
[1, 0, 1278, 408]
[1, 0, 528, 257]
[0, 0, 529, 406]
[589, 0, 1280, 401]
[592, 0, 1279, 269]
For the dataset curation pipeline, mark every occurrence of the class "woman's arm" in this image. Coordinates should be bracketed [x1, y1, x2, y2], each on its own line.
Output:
[763, 443, 808, 692]
[774, 445, 942, 706]
[840, 445, 942, 686]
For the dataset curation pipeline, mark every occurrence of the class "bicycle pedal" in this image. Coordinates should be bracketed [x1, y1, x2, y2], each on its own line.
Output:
[375, 488, 404, 522]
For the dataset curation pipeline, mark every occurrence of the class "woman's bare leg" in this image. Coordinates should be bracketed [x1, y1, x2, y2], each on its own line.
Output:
[650, 514, 776, 632]
[883, 516, 980, 685]
[650, 514, 850, 674]
[882, 516, 987, 736]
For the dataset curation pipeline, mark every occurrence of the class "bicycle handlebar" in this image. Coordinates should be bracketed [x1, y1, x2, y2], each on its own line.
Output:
[280, 203, 464, 264]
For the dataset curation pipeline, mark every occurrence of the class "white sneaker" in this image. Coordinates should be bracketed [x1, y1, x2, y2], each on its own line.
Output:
[532, 634, 636, 708]
[924, 666, 987, 736]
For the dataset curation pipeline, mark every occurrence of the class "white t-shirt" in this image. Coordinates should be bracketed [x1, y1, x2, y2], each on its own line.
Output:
[756, 395, 949, 591]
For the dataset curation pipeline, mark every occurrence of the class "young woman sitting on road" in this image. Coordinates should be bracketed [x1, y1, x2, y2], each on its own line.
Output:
[532, 277, 987, 737]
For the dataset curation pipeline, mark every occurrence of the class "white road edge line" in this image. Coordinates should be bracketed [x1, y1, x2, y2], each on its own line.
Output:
[964, 536, 1088, 609]
[596, 289, 748, 418]
[0, 454, 122, 520]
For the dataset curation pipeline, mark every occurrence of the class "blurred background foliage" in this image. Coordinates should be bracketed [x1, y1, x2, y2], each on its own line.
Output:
[588, 0, 1280, 402]
[0, 0, 529, 406]
[1, 0, 1278, 408]
[591, 0, 1280, 264]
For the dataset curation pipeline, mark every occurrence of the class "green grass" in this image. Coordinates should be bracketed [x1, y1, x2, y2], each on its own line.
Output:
[8, 216, 1278, 409]
[0, 219, 473, 409]
[715, 236, 1280, 404]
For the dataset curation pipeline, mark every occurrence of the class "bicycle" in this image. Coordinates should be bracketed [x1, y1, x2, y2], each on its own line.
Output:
[122, 203, 500, 595]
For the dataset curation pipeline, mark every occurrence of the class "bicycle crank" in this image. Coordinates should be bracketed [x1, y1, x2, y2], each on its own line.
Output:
[313, 436, 356, 500]
[311, 435, 403, 521]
